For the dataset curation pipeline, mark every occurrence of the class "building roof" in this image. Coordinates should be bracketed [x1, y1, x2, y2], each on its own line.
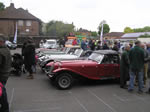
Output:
[79, 28, 90, 33]
[121, 32, 150, 38]
[104, 32, 124, 37]
[0, 3, 41, 21]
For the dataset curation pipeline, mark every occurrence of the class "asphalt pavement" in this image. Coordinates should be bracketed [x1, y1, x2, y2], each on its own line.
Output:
[6, 48, 150, 112]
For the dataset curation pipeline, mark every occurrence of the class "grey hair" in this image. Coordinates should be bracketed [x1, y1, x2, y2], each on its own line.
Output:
[124, 44, 130, 49]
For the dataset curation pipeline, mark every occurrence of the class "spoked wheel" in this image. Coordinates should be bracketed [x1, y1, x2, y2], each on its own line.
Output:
[56, 73, 74, 90]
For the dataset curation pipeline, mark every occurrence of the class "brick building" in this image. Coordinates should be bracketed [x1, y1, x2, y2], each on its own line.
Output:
[0, 3, 42, 38]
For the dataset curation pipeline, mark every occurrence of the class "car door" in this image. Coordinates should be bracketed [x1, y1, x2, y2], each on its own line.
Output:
[110, 55, 120, 78]
[98, 54, 115, 78]
[81, 62, 99, 79]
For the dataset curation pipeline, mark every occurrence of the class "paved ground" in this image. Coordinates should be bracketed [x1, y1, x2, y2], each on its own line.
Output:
[6, 48, 150, 112]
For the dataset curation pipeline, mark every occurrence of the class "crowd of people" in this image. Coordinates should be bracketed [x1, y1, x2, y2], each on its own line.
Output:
[72, 38, 119, 51]
[120, 41, 150, 94]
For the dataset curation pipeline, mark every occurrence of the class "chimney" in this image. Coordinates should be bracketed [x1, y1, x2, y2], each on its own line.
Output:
[26, 9, 28, 12]
[10, 3, 15, 8]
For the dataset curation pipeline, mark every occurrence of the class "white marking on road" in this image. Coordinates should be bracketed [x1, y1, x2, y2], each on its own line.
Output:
[134, 94, 145, 101]
[113, 94, 126, 102]
[87, 89, 117, 112]
[9, 88, 15, 109]
[14, 107, 61, 112]
[69, 91, 89, 112]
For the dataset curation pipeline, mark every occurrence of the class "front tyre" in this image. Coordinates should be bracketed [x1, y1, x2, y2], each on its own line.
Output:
[56, 73, 74, 90]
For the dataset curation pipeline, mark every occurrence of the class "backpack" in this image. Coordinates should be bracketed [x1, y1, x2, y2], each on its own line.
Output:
[0, 82, 3, 97]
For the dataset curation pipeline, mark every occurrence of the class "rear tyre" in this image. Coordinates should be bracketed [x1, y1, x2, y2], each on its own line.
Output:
[55, 73, 74, 90]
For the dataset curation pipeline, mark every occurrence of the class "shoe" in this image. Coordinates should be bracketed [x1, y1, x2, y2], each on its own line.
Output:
[120, 86, 128, 89]
[128, 89, 133, 93]
[138, 90, 143, 94]
[26, 75, 34, 79]
[146, 89, 150, 94]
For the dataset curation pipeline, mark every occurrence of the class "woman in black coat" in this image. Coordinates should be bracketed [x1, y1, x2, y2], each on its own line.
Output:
[23, 38, 35, 79]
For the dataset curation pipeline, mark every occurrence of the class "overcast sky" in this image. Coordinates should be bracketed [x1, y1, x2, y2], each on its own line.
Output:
[1, 0, 150, 32]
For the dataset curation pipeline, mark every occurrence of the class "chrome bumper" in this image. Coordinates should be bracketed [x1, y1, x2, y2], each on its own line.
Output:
[45, 64, 55, 78]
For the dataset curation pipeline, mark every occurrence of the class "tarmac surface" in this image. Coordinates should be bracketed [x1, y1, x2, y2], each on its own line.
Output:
[6, 48, 150, 112]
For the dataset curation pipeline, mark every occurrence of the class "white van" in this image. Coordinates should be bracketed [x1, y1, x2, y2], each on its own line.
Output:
[42, 39, 58, 49]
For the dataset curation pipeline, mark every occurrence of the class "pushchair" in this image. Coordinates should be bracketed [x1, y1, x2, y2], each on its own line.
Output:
[11, 53, 24, 76]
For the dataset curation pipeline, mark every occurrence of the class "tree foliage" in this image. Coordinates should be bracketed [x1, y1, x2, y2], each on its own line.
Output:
[91, 31, 98, 37]
[124, 26, 150, 33]
[124, 27, 134, 33]
[139, 33, 150, 38]
[0, 2, 5, 11]
[98, 21, 110, 35]
[44, 20, 75, 37]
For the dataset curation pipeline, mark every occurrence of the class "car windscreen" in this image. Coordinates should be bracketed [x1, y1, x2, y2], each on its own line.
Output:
[88, 53, 104, 63]
[46, 41, 56, 44]
[73, 49, 83, 56]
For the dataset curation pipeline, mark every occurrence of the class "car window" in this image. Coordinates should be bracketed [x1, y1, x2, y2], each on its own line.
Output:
[102, 54, 119, 64]
[88, 53, 104, 63]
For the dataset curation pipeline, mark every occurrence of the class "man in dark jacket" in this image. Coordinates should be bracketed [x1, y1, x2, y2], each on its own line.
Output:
[128, 41, 144, 93]
[23, 37, 36, 79]
[0, 36, 11, 112]
[120, 44, 130, 89]
[81, 40, 87, 51]
[112, 41, 119, 51]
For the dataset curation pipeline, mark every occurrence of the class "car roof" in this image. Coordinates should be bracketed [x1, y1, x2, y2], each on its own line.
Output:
[93, 50, 118, 55]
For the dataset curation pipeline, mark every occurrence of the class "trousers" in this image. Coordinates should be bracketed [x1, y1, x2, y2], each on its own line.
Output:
[0, 80, 9, 112]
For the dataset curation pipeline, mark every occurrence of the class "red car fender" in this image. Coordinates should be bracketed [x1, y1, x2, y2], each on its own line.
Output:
[52, 68, 98, 80]
[53, 68, 84, 76]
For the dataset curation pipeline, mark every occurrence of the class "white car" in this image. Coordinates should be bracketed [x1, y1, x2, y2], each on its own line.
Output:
[5, 40, 17, 49]
[42, 39, 59, 49]
[39, 49, 83, 71]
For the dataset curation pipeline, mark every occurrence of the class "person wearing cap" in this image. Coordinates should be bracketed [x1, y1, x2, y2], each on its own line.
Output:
[23, 37, 36, 79]
[128, 41, 144, 94]
[0, 35, 11, 112]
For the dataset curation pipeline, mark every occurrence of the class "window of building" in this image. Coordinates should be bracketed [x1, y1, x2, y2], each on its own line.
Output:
[26, 21, 32, 26]
[18, 20, 24, 26]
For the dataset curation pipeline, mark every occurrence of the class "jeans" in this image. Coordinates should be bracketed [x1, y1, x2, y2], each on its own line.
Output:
[128, 69, 144, 91]
[0, 81, 9, 112]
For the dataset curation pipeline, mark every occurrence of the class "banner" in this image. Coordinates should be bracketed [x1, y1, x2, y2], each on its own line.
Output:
[100, 23, 103, 46]
[13, 22, 17, 44]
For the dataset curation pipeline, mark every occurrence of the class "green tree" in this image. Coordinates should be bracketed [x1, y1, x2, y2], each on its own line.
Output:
[124, 26, 150, 33]
[98, 21, 110, 35]
[45, 20, 75, 37]
[0, 2, 5, 11]
[91, 31, 98, 37]
[124, 27, 134, 33]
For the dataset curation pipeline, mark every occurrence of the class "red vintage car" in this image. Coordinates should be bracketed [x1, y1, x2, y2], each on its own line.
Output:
[46, 50, 120, 89]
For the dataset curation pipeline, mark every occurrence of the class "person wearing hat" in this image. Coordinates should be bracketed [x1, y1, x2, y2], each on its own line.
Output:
[128, 41, 144, 94]
[0, 35, 11, 112]
[23, 37, 36, 79]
